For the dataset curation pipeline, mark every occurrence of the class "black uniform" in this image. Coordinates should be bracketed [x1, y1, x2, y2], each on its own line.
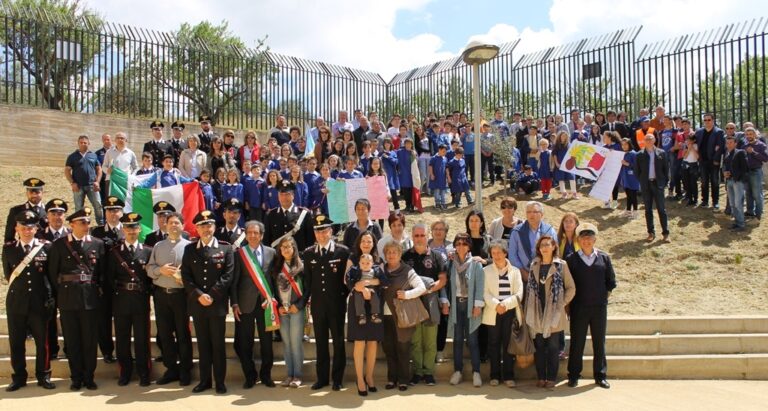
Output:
[106, 241, 153, 384]
[5, 202, 47, 242]
[36, 226, 70, 358]
[143, 139, 172, 168]
[90, 223, 124, 360]
[181, 238, 234, 388]
[48, 234, 106, 386]
[300, 241, 350, 387]
[214, 225, 244, 245]
[198, 131, 214, 155]
[263, 205, 314, 252]
[169, 138, 188, 167]
[3, 238, 54, 386]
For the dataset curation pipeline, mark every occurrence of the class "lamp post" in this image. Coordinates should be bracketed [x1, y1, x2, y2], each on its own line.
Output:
[461, 41, 499, 214]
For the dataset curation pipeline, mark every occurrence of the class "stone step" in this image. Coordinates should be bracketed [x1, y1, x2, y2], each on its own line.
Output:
[2, 333, 767, 358]
[3, 315, 768, 337]
[2, 354, 767, 381]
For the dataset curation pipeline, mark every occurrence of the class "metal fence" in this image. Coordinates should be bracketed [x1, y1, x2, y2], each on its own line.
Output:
[1, 5, 767, 131]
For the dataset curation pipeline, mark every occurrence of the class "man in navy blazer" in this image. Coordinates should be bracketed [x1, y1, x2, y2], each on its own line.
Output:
[634, 134, 670, 242]
[507, 201, 557, 281]
[694, 113, 725, 210]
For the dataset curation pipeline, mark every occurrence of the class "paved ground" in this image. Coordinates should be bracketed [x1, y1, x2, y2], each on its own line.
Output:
[1, 378, 766, 410]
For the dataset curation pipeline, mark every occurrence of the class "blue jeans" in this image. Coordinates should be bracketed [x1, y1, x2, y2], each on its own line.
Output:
[279, 310, 305, 378]
[727, 179, 746, 227]
[453, 300, 480, 373]
[73, 185, 104, 224]
[418, 156, 431, 195]
[433, 188, 446, 206]
[745, 169, 764, 217]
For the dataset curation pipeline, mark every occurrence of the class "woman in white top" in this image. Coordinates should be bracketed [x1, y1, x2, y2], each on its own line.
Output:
[376, 211, 412, 258]
[178, 135, 207, 179]
[482, 240, 523, 388]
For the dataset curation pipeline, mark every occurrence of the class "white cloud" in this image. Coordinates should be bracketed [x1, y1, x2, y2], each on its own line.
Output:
[90, 0, 763, 83]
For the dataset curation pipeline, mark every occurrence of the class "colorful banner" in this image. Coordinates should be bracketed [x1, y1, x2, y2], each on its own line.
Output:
[588, 150, 626, 202]
[558, 141, 611, 181]
[326, 176, 390, 223]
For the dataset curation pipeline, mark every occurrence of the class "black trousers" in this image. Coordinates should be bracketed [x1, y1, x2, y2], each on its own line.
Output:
[48, 306, 61, 358]
[568, 304, 608, 381]
[436, 313, 448, 352]
[248, 208, 264, 223]
[534, 333, 560, 381]
[60, 309, 98, 383]
[641, 184, 669, 235]
[682, 162, 700, 203]
[625, 188, 639, 211]
[193, 315, 227, 385]
[153, 290, 192, 378]
[478, 324, 488, 360]
[700, 162, 721, 206]
[382, 315, 411, 384]
[488, 310, 515, 381]
[237, 306, 274, 382]
[8, 311, 50, 383]
[114, 310, 151, 379]
[400, 187, 413, 210]
[311, 306, 346, 385]
[97, 293, 114, 357]
[390, 189, 401, 210]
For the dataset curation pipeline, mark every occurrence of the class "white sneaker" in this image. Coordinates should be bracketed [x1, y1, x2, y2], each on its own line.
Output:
[611, 200, 619, 209]
[505, 380, 516, 388]
[472, 372, 482, 387]
[489, 379, 499, 386]
[289, 378, 301, 388]
[281, 377, 292, 387]
[449, 371, 462, 385]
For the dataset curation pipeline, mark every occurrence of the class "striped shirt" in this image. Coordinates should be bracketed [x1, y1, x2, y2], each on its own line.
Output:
[498, 270, 512, 298]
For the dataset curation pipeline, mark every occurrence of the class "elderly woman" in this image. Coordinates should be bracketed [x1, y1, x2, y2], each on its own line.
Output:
[482, 240, 523, 388]
[178, 135, 207, 179]
[445, 233, 485, 387]
[345, 231, 386, 396]
[526, 235, 575, 388]
[376, 211, 412, 258]
[428, 219, 453, 362]
[381, 240, 425, 392]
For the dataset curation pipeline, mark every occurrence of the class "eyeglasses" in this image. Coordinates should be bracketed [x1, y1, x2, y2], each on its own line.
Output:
[703, 119, 713, 122]
[413, 234, 426, 238]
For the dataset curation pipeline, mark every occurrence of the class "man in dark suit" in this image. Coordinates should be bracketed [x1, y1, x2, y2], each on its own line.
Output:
[263, 180, 314, 252]
[600, 110, 630, 140]
[181, 210, 234, 394]
[143, 121, 172, 168]
[301, 215, 350, 391]
[695, 113, 725, 210]
[722, 135, 750, 231]
[215, 198, 245, 246]
[231, 220, 278, 388]
[37, 198, 70, 360]
[90, 195, 126, 364]
[3, 211, 56, 391]
[106, 213, 153, 386]
[5, 178, 48, 242]
[634, 134, 670, 242]
[47, 207, 106, 391]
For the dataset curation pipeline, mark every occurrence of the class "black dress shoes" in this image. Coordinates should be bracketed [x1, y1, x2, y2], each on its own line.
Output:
[6, 381, 26, 391]
[70, 381, 82, 391]
[262, 379, 276, 388]
[215, 383, 227, 394]
[567, 379, 578, 387]
[192, 382, 212, 393]
[37, 379, 56, 390]
[84, 381, 98, 390]
[311, 382, 328, 390]
[102, 354, 116, 364]
[596, 379, 611, 389]
[139, 377, 151, 387]
[156, 373, 179, 385]
[332, 383, 343, 391]
[179, 374, 191, 386]
[117, 376, 130, 386]
[243, 379, 256, 389]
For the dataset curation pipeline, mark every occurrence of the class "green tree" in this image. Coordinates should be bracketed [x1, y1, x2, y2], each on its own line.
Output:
[0, 0, 103, 110]
[138, 20, 275, 126]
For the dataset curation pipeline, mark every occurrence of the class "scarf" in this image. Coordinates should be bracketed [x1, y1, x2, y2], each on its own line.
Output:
[525, 259, 565, 338]
[452, 252, 473, 297]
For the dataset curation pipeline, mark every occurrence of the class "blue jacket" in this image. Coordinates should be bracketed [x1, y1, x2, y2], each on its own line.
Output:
[243, 176, 264, 210]
[380, 151, 400, 190]
[397, 148, 415, 188]
[507, 221, 558, 271]
[537, 150, 553, 179]
[261, 185, 280, 209]
[428, 155, 448, 190]
[292, 181, 309, 207]
[621, 151, 641, 191]
[447, 157, 470, 193]
[444, 258, 485, 335]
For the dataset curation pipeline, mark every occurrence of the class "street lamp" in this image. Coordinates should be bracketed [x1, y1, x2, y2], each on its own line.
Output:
[462, 41, 499, 214]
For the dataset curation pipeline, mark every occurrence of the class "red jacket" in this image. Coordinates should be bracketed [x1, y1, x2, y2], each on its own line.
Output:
[237, 144, 261, 165]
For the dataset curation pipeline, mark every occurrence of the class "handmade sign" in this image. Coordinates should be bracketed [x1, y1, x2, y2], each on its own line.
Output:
[559, 141, 610, 180]
[327, 176, 390, 223]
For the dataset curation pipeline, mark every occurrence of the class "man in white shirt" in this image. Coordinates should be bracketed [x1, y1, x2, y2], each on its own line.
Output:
[103, 132, 138, 192]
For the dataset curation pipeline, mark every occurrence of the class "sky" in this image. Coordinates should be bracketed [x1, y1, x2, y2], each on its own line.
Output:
[90, 0, 764, 82]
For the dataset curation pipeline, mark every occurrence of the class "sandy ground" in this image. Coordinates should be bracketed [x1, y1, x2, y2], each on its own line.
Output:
[1, 378, 767, 411]
[1, 165, 767, 316]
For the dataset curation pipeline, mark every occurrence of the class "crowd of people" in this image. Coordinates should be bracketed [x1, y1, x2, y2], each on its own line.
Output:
[2, 105, 764, 397]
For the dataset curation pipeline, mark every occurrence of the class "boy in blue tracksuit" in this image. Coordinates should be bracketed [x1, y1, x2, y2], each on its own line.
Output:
[243, 163, 265, 222]
[447, 147, 474, 208]
[429, 144, 449, 209]
[516, 165, 541, 195]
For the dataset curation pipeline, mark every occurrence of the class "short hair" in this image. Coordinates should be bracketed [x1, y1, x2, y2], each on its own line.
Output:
[454, 147, 464, 155]
[453, 232, 471, 247]
[388, 210, 405, 227]
[382, 240, 403, 255]
[526, 201, 544, 213]
[289, 126, 301, 134]
[78, 134, 90, 141]
[430, 219, 449, 233]
[165, 212, 184, 225]
[186, 134, 200, 145]
[142, 152, 153, 160]
[488, 240, 507, 256]
[244, 220, 265, 234]
[359, 253, 373, 263]
[412, 223, 427, 233]
[354, 198, 371, 211]
[500, 197, 518, 210]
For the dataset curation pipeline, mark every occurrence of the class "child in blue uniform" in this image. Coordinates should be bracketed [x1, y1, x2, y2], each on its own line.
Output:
[536, 139, 553, 200]
[288, 165, 309, 207]
[380, 138, 401, 210]
[261, 169, 281, 211]
[397, 138, 417, 212]
[516, 165, 541, 195]
[222, 168, 245, 226]
[243, 164, 264, 222]
[620, 138, 640, 218]
[198, 169, 216, 212]
[447, 147, 474, 208]
[338, 156, 364, 180]
[429, 144, 449, 209]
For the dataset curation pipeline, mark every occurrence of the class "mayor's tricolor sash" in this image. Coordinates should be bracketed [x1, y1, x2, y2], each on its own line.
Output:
[239, 247, 280, 331]
[281, 263, 303, 299]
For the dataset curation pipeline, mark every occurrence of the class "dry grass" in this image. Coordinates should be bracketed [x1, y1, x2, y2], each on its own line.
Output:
[1, 165, 767, 316]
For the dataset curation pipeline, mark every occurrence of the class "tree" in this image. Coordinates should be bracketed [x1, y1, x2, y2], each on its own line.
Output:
[138, 20, 276, 126]
[0, 0, 103, 110]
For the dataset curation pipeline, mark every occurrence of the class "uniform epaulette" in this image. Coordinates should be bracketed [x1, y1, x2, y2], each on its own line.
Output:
[219, 241, 231, 246]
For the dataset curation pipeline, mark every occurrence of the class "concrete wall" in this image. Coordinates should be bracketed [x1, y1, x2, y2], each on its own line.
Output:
[0, 104, 266, 167]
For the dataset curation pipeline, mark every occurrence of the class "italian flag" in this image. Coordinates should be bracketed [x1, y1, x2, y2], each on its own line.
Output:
[109, 168, 206, 240]
[408, 150, 423, 212]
